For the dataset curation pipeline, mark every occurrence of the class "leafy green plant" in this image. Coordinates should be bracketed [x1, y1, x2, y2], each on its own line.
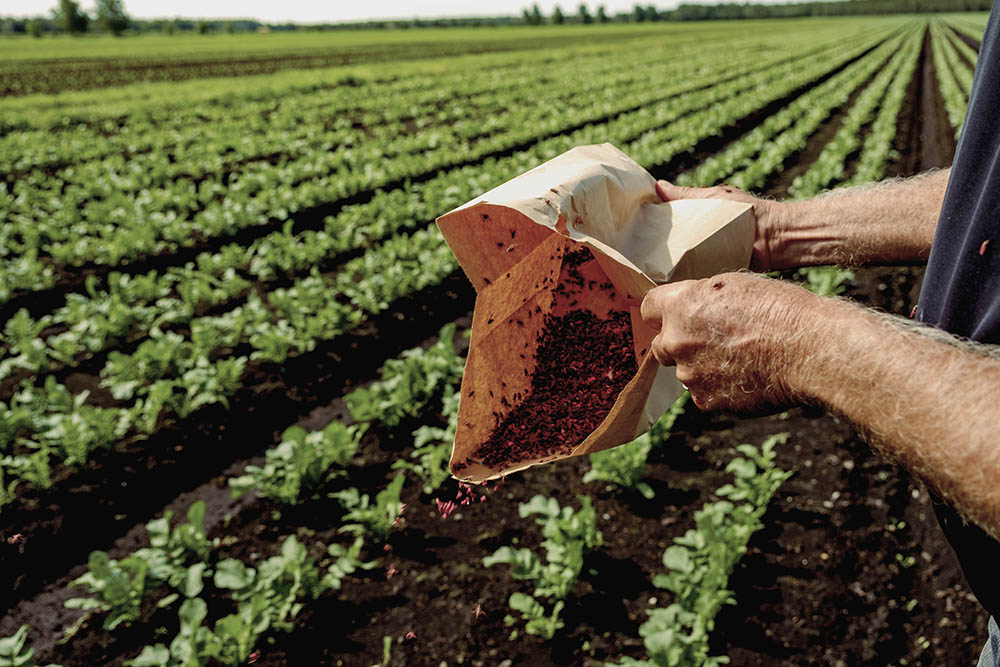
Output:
[323, 536, 378, 590]
[332, 474, 406, 542]
[66, 551, 150, 630]
[798, 267, 855, 297]
[217, 535, 325, 631]
[127, 598, 216, 667]
[345, 323, 463, 428]
[610, 434, 792, 667]
[584, 392, 689, 499]
[0, 625, 61, 667]
[67, 501, 213, 627]
[508, 593, 565, 639]
[207, 535, 330, 664]
[229, 421, 367, 504]
[393, 385, 458, 495]
[135, 500, 213, 604]
[584, 434, 654, 499]
[484, 495, 602, 639]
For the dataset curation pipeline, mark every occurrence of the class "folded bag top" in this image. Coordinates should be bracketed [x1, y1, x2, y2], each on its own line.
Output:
[436, 143, 754, 482]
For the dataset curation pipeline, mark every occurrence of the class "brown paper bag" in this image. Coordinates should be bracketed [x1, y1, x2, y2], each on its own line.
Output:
[436, 143, 754, 482]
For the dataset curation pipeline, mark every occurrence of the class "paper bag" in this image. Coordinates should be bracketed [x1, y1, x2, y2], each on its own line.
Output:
[436, 143, 754, 482]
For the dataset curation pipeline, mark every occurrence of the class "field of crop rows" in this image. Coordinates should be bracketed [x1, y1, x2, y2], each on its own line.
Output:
[0, 15, 992, 666]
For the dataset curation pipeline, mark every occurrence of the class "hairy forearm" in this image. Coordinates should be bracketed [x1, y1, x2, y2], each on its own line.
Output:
[772, 169, 950, 269]
[789, 295, 1000, 540]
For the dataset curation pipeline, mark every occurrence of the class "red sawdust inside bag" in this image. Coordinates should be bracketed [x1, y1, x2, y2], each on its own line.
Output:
[466, 246, 638, 472]
[437, 143, 754, 482]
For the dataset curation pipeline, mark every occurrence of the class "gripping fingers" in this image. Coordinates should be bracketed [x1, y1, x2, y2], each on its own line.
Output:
[650, 332, 676, 367]
[640, 281, 691, 331]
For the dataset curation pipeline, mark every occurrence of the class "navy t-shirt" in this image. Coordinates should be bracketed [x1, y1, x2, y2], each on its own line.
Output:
[916, 7, 1000, 620]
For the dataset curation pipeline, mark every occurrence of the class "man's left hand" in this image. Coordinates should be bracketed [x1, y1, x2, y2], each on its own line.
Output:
[640, 272, 818, 414]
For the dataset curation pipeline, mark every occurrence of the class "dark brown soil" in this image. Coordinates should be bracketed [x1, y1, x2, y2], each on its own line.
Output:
[917, 28, 959, 172]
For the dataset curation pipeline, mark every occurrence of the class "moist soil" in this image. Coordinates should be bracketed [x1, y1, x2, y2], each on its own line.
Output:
[2, 27, 987, 667]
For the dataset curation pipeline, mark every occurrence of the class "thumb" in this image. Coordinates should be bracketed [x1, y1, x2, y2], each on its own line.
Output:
[656, 179, 706, 202]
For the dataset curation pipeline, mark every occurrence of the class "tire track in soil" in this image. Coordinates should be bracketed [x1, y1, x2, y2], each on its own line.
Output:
[916, 26, 958, 172]
[0, 272, 476, 616]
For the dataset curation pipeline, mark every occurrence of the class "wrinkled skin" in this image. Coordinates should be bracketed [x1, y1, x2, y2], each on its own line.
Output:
[640, 272, 817, 415]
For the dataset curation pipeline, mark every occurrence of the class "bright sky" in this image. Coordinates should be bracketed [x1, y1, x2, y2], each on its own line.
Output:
[5, 0, 797, 23]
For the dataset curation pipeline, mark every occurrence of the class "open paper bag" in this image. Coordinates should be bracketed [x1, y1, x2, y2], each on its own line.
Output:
[436, 143, 755, 482]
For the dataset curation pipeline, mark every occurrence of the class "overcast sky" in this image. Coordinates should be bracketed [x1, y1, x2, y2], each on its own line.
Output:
[6, 0, 798, 23]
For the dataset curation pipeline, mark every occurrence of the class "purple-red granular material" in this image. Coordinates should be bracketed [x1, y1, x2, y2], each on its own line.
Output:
[470, 248, 637, 470]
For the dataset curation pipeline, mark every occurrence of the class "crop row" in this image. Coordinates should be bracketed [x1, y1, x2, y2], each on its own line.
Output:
[943, 22, 980, 68]
[674, 25, 909, 189]
[612, 435, 791, 666]
[844, 22, 924, 186]
[2, 39, 673, 176]
[929, 20, 972, 136]
[935, 21, 975, 95]
[0, 26, 901, 507]
[9, 317, 790, 666]
[0, 24, 893, 396]
[787, 24, 923, 198]
[0, 23, 879, 317]
[4, 45, 702, 224]
[7, 324, 464, 664]
[1, 23, 884, 287]
[0, 26, 673, 97]
[948, 18, 987, 42]
[0, 36, 840, 304]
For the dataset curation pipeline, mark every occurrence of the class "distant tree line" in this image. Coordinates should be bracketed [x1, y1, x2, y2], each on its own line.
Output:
[519, 0, 991, 24]
[0, 0, 991, 37]
[662, 0, 992, 21]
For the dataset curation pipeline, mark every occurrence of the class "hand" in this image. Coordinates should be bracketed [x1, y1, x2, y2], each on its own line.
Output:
[640, 272, 819, 414]
[656, 180, 790, 272]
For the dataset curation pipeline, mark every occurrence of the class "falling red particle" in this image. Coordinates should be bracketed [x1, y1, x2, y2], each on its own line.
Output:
[386, 563, 399, 580]
[6, 533, 25, 545]
[909, 304, 918, 319]
[248, 651, 260, 664]
[405, 631, 417, 641]
[981, 239, 991, 256]
[435, 498, 457, 518]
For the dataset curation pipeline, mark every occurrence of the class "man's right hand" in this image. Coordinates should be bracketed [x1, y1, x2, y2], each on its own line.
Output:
[656, 180, 791, 272]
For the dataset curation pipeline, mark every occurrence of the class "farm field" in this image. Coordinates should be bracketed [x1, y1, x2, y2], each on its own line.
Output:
[0, 14, 992, 666]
